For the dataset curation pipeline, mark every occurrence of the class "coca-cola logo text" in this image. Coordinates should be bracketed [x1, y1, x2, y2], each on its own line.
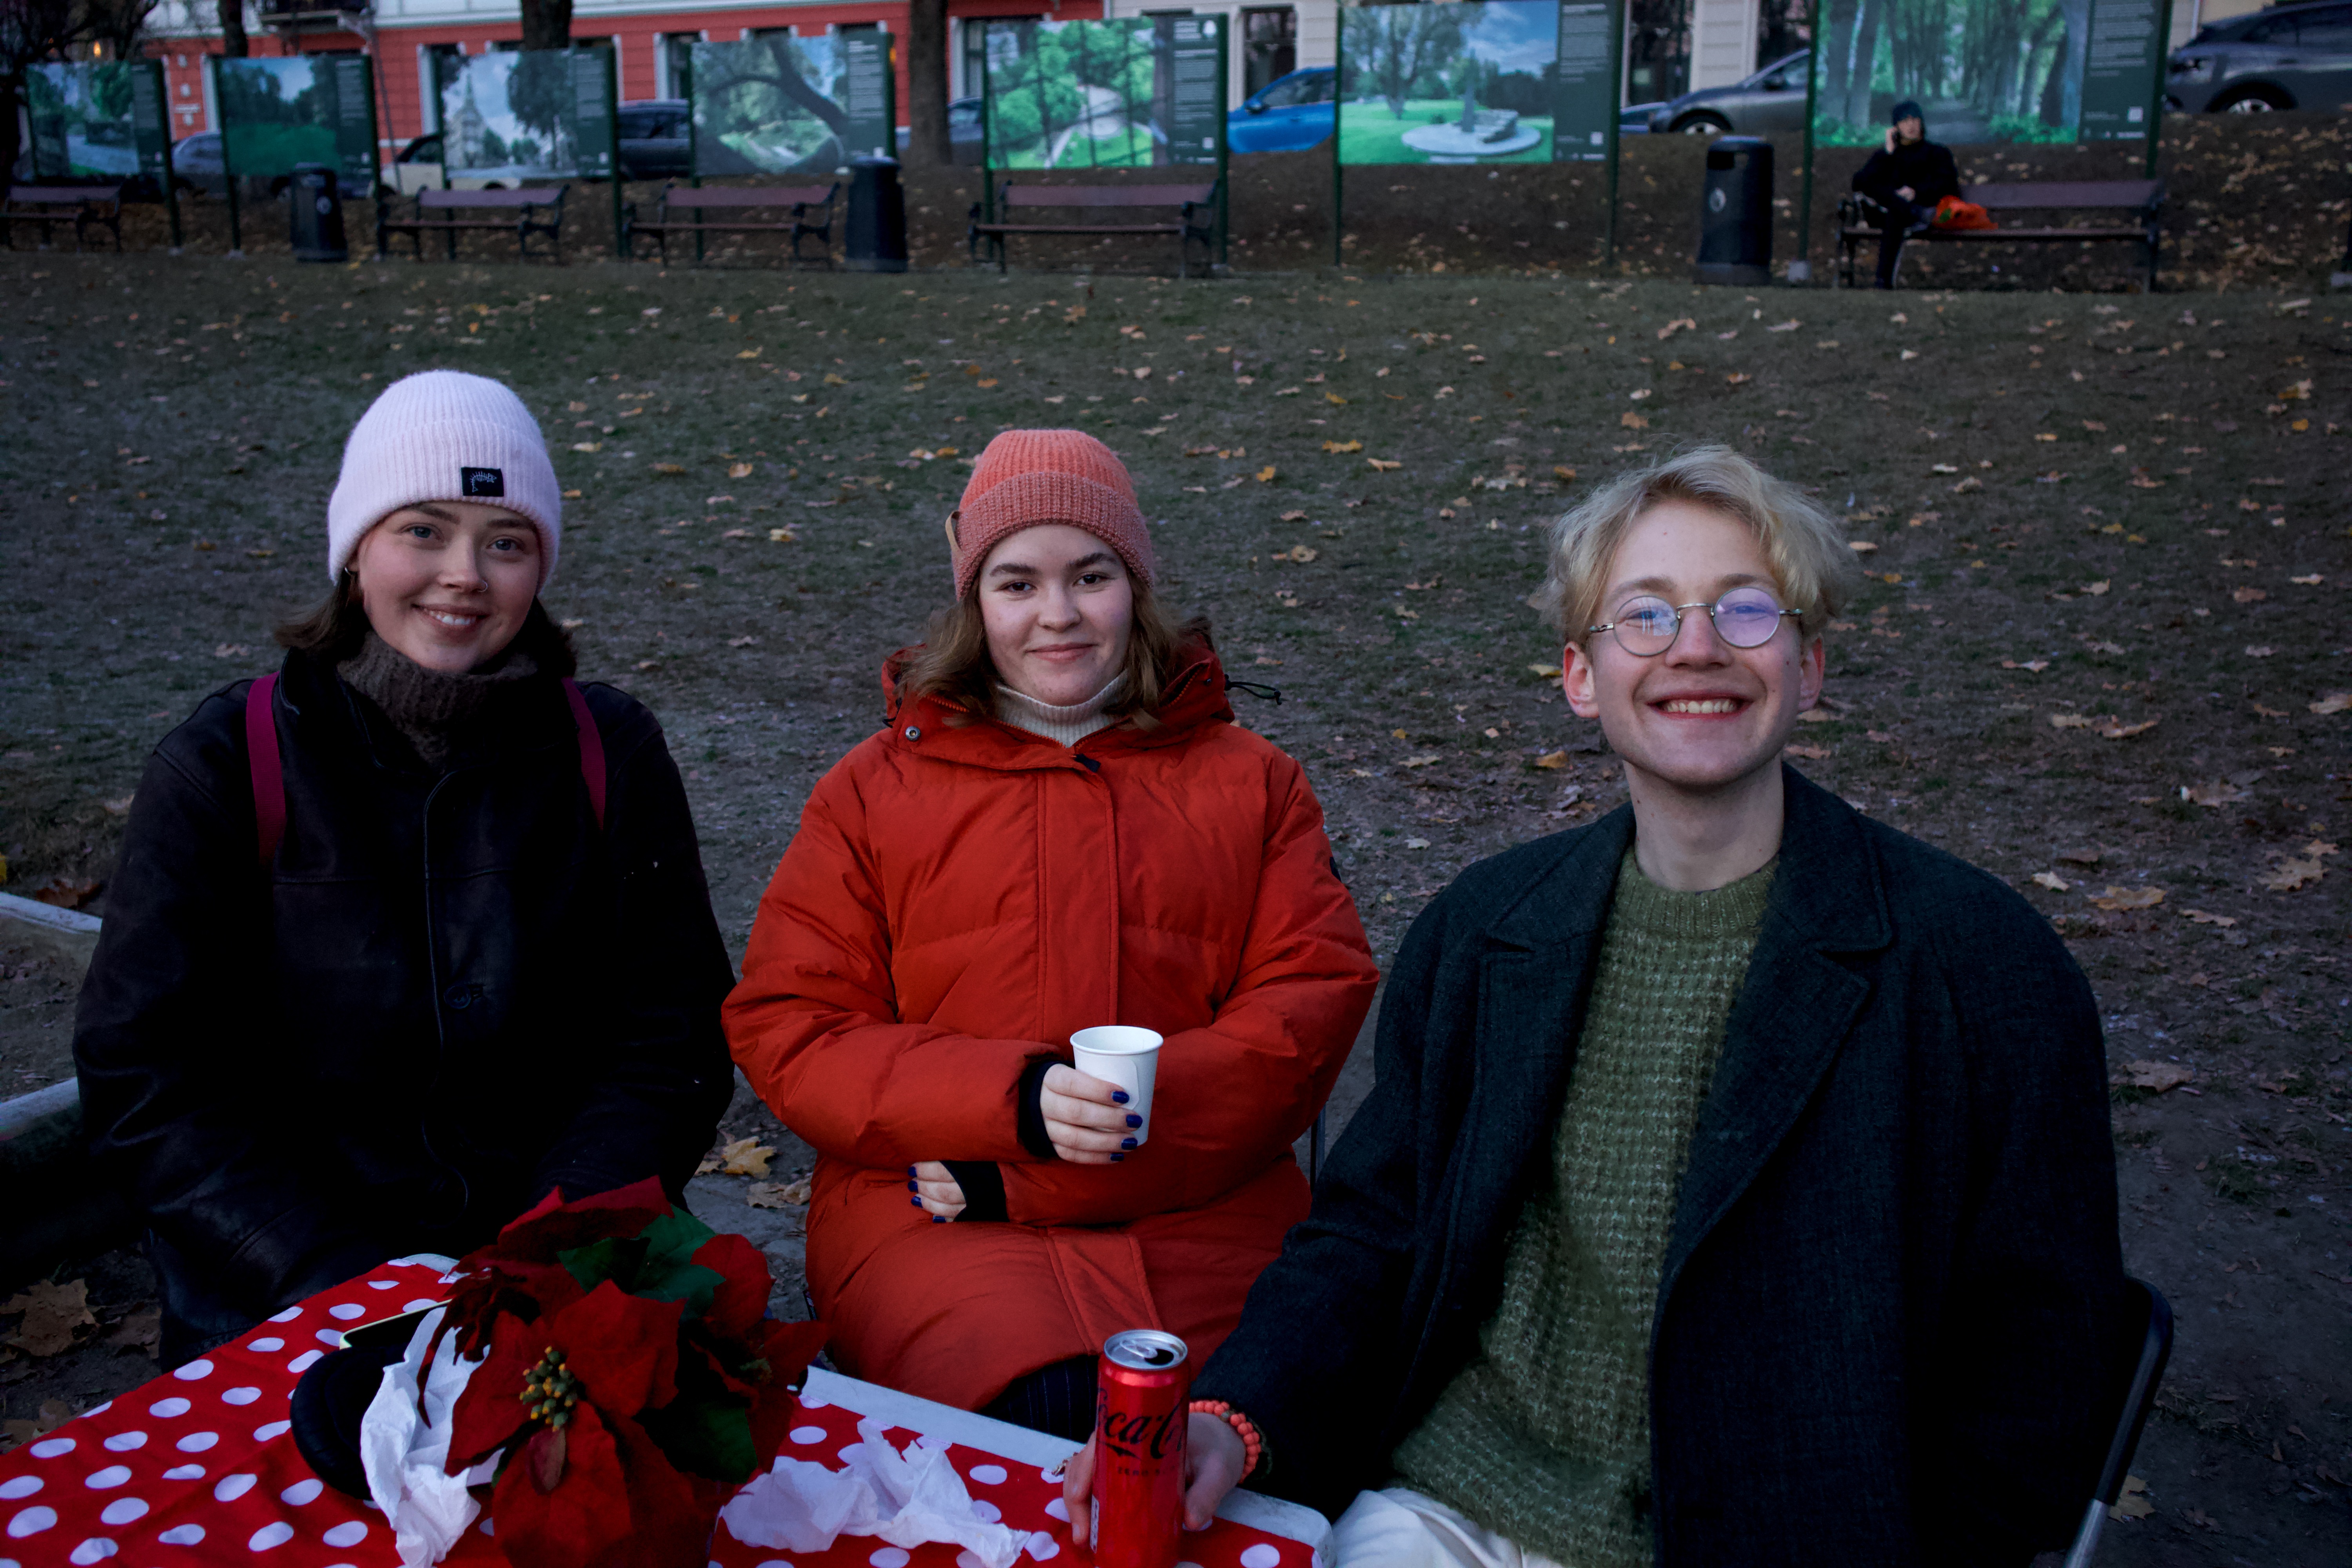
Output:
[1100, 1403, 1185, 1462]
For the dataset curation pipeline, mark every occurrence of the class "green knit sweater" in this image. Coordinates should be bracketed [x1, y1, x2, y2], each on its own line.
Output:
[1389, 848, 1776, 1567]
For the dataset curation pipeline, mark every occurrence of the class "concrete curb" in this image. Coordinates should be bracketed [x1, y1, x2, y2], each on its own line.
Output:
[0, 899, 131, 1290]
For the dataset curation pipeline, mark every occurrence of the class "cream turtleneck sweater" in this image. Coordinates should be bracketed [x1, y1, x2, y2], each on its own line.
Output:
[994, 675, 1127, 747]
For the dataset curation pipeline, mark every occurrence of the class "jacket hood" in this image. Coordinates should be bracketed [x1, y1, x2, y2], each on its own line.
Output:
[877, 636, 1235, 762]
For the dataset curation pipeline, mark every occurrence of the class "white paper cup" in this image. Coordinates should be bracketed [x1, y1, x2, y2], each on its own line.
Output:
[1069, 1026, 1164, 1147]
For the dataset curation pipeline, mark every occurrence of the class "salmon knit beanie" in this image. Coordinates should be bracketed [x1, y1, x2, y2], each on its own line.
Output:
[950, 429, 1155, 601]
[325, 370, 562, 589]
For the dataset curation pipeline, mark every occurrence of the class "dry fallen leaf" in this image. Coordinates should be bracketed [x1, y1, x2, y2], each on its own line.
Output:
[2110, 1475, 2153, 1522]
[695, 1136, 776, 1179]
[728, 462, 755, 479]
[2001, 660, 2050, 673]
[106, 1308, 160, 1358]
[2088, 886, 2164, 911]
[2263, 858, 2325, 893]
[1367, 458, 1402, 472]
[2311, 693, 2352, 716]
[2049, 713, 2094, 730]
[1784, 743, 1832, 760]
[2232, 586, 2268, 604]
[2031, 871, 2072, 892]
[653, 463, 686, 476]
[3, 1278, 96, 1357]
[2117, 1061, 2193, 1093]
[1527, 663, 1563, 679]
[1620, 412, 1649, 429]
[746, 1178, 813, 1211]
[2181, 909, 2238, 927]
[1849, 540, 1879, 554]
[2101, 719, 2159, 739]
[1403, 838, 1431, 850]
[1532, 751, 1568, 769]
[1399, 754, 1441, 769]
[1255, 466, 1277, 483]
[0, 1399, 76, 1455]
[1279, 509, 1308, 522]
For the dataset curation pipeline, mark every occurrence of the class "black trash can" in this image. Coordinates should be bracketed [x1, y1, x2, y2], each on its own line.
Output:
[1693, 136, 1772, 287]
[844, 156, 908, 274]
[290, 163, 348, 264]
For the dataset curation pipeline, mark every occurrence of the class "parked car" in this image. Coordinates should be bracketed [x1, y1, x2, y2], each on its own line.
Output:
[1228, 66, 1334, 154]
[949, 95, 985, 165]
[383, 132, 445, 195]
[1640, 51, 1811, 136]
[615, 99, 691, 180]
[2168, 0, 2352, 113]
[1620, 102, 1662, 134]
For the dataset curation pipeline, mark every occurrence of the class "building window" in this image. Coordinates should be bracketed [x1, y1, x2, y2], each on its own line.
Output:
[963, 15, 1039, 98]
[421, 42, 464, 132]
[1626, 0, 1691, 105]
[1756, 0, 1809, 71]
[661, 33, 701, 99]
[1241, 7, 1297, 100]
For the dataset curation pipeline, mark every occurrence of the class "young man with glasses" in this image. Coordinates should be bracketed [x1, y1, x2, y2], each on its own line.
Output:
[1066, 446, 2127, 1566]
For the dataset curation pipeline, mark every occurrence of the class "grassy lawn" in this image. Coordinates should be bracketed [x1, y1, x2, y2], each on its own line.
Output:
[0, 253, 2348, 1561]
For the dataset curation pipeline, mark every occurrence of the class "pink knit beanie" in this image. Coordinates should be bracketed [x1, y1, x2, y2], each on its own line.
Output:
[325, 371, 563, 588]
[949, 429, 1155, 601]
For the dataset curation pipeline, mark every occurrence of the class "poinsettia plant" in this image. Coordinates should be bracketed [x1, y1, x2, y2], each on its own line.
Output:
[431, 1177, 828, 1568]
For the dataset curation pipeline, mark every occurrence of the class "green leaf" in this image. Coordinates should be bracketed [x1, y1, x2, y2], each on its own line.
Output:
[637, 1390, 759, 1483]
[633, 1261, 725, 1317]
[557, 1236, 644, 1294]
[623, 1209, 723, 1314]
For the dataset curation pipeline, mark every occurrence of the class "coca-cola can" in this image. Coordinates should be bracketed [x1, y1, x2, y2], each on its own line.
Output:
[1094, 1328, 1190, 1568]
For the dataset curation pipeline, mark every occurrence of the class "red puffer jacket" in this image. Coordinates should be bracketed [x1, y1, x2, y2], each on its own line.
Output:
[725, 642, 1377, 1410]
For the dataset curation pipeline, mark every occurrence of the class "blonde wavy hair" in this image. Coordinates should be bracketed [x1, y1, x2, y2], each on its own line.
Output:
[1530, 445, 1863, 646]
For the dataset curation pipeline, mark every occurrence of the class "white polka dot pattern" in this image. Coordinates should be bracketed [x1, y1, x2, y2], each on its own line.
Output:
[81, 1468, 129, 1490]
[99, 1433, 144, 1452]
[286, 1351, 323, 1375]
[213, 1475, 256, 1503]
[176, 1432, 218, 1453]
[252, 1423, 291, 1443]
[27, 1440, 73, 1460]
[162, 1466, 203, 1482]
[157, 1523, 206, 1544]
[98, 1499, 147, 1526]
[4, 1508, 56, 1538]
[789, 1427, 827, 1445]
[146, 1398, 191, 1419]
[171, 1361, 212, 1382]
[247, 1520, 294, 1549]
[220, 1389, 261, 1407]
[66, 1537, 115, 1563]
[968, 1464, 1008, 1485]
[0, 1481, 35, 1502]
[1240, 1545, 1283, 1568]
[327, 1303, 366, 1320]
[277, 1479, 321, 1506]
[866, 1548, 910, 1568]
[246, 1339, 284, 1353]
[321, 1520, 368, 1547]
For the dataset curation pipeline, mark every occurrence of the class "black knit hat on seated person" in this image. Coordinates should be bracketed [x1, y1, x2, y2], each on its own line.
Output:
[1890, 99, 1924, 125]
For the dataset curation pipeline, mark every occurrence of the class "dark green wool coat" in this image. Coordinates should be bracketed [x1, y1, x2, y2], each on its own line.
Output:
[1193, 767, 2126, 1567]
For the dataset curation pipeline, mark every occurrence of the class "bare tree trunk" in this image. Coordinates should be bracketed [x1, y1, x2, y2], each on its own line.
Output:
[519, 0, 573, 54]
[217, 0, 247, 57]
[902, 0, 949, 166]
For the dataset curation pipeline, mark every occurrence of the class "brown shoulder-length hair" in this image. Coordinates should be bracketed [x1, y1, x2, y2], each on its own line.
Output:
[274, 571, 577, 677]
[895, 573, 1211, 724]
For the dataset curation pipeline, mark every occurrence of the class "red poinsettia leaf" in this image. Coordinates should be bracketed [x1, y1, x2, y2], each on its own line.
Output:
[525, 1424, 568, 1495]
[605, 1410, 719, 1568]
[688, 1232, 771, 1341]
[434, 1261, 589, 1365]
[548, 1281, 682, 1420]
[753, 1318, 831, 1391]
[493, 1403, 633, 1568]
[485, 1178, 674, 1265]
[444, 1323, 541, 1473]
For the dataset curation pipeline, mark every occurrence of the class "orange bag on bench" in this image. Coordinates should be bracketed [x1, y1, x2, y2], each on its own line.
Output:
[1932, 196, 1996, 231]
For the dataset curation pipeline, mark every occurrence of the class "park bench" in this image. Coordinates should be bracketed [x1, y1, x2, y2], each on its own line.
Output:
[2, 183, 126, 252]
[1837, 179, 2165, 290]
[622, 181, 838, 267]
[969, 179, 1220, 278]
[376, 185, 568, 263]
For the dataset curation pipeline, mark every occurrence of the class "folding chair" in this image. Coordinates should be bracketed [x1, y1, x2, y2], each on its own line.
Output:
[2062, 1276, 2174, 1567]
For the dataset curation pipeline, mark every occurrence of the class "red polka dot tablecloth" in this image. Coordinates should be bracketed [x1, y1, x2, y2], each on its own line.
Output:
[0, 1261, 1328, 1568]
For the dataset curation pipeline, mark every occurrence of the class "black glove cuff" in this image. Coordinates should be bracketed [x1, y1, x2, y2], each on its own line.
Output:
[1016, 1056, 1062, 1161]
[942, 1160, 1008, 1222]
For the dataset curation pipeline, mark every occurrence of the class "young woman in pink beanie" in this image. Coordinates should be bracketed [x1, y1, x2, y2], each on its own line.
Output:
[75, 371, 735, 1366]
[726, 428, 1379, 1438]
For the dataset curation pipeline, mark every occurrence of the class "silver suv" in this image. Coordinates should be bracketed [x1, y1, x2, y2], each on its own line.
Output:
[2168, 1, 2352, 113]
[1638, 52, 1812, 136]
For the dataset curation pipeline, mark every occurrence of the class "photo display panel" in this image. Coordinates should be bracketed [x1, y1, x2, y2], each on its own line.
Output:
[981, 17, 1225, 170]
[1338, 2, 1561, 166]
[215, 54, 376, 188]
[693, 33, 893, 176]
[439, 49, 615, 180]
[1810, 0, 2169, 148]
[27, 60, 171, 181]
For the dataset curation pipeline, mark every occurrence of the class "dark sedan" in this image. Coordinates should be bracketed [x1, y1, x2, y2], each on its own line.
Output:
[1641, 51, 1812, 136]
[2168, 1, 2352, 113]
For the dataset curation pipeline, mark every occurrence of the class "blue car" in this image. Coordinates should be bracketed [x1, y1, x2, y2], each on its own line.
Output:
[1229, 67, 1334, 153]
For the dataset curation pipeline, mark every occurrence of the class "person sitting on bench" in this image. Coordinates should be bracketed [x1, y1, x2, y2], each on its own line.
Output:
[1853, 99, 1960, 289]
[1065, 446, 2128, 1566]
[75, 372, 735, 1366]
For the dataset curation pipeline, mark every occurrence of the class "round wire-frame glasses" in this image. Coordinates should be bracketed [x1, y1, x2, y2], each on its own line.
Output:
[1587, 588, 1802, 657]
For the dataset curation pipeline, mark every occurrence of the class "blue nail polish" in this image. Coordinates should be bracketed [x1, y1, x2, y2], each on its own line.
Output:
[931, 1214, 946, 1224]
[907, 1178, 918, 1191]
[1111, 1090, 1130, 1104]
[1125, 1113, 1142, 1128]
[1121, 1137, 1137, 1150]
[1111, 1152, 1125, 1163]
[909, 1196, 921, 1207]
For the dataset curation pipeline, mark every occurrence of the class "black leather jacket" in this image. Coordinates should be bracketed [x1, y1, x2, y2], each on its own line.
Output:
[74, 642, 736, 1315]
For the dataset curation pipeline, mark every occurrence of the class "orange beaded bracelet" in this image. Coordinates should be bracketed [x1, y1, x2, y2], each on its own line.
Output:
[1188, 1399, 1265, 1481]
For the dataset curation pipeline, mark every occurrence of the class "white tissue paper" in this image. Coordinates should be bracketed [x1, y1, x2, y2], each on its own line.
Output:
[358, 1306, 501, 1568]
[720, 1416, 1033, 1568]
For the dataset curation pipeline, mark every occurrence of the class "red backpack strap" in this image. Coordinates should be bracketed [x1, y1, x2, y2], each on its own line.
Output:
[245, 672, 285, 866]
[563, 678, 606, 831]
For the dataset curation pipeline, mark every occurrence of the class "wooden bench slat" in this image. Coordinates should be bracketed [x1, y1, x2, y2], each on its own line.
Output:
[622, 181, 838, 267]
[977, 223, 1187, 237]
[379, 185, 566, 262]
[416, 188, 564, 209]
[1958, 180, 2161, 209]
[653, 187, 834, 208]
[1835, 177, 2162, 289]
[1000, 184, 1216, 208]
[5, 183, 126, 253]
